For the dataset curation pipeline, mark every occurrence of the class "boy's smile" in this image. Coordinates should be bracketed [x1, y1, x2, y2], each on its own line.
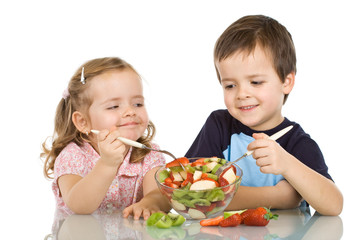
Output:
[216, 45, 294, 131]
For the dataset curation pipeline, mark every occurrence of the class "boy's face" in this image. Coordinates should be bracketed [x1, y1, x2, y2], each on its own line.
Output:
[215, 45, 294, 131]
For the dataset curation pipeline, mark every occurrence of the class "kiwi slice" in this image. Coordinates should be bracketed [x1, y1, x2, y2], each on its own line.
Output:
[169, 166, 183, 172]
[185, 165, 195, 174]
[154, 215, 173, 228]
[210, 163, 222, 174]
[158, 170, 170, 183]
[190, 198, 211, 206]
[206, 173, 218, 181]
[179, 198, 195, 208]
[167, 213, 186, 226]
[172, 189, 188, 198]
[187, 191, 204, 199]
[146, 212, 165, 226]
[205, 189, 225, 202]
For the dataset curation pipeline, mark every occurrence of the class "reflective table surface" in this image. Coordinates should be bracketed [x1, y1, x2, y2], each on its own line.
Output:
[45, 207, 343, 240]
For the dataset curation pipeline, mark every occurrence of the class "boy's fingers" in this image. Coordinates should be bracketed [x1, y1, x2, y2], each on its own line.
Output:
[252, 132, 269, 140]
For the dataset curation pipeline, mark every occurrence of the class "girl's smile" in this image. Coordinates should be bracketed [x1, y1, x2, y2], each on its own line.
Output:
[87, 69, 149, 142]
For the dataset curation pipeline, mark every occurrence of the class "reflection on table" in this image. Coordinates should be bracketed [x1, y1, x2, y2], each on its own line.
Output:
[45, 207, 343, 240]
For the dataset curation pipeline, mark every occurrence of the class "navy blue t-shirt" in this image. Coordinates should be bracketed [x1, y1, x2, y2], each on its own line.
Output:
[185, 109, 332, 187]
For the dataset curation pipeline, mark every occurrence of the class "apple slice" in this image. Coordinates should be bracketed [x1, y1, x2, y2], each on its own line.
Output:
[179, 170, 187, 180]
[171, 199, 186, 211]
[193, 170, 202, 181]
[205, 161, 219, 172]
[189, 180, 217, 191]
[220, 167, 237, 185]
[188, 208, 206, 219]
[170, 171, 183, 182]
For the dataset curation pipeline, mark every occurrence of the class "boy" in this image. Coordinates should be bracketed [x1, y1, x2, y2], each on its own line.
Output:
[185, 15, 342, 215]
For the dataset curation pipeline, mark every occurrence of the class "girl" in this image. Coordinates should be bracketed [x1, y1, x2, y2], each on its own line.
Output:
[42, 57, 171, 219]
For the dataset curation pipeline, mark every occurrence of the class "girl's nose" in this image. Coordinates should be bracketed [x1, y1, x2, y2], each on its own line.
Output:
[122, 105, 136, 117]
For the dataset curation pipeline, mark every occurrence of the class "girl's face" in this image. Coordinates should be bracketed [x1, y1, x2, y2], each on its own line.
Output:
[215, 45, 294, 131]
[87, 69, 149, 142]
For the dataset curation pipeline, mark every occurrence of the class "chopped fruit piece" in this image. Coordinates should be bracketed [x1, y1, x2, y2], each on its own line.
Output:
[188, 208, 206, 219]
[193, 170, 203, 181]
[224, 209, 247, 219]
[171, 199, 186, 211]
[179, 171, 187, 180]
[170, 171, 183, 182]
[219, 213, 242, 227]
[169, 166, 184, 172]
[210, 163, 222, 174]
[168, 213, 186, 226]
[189, 180, 217, 191]
[200, 215, 224, 226]
[146, 212, 165, 226]
[165, 157, 190, 168]
[155, 215, 173, 228]
[158, 170, 170, 183]
[205, 161, 219, 172]
[243, 207, 278, 226]
[220, 167, 237, 185]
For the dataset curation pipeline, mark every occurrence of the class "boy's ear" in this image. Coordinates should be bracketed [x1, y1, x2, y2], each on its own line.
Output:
[283, 72, 295, 94]
[72, 111, 90, 134]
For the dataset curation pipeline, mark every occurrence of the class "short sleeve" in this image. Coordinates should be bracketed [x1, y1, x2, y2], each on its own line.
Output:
[53, 142, 91, 180]
[185, 110, 228, 158]
[142, 143, 166, 177]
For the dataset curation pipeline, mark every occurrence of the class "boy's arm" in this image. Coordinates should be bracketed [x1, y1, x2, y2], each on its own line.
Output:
[225, 180, 302, 210]
[122, 167, 172, 220]
[249, 133, 343, 215]
[282, 155, 343, 216]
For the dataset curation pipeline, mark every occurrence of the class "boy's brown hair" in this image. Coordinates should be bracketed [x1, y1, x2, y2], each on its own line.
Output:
[214, 15, 297, 103]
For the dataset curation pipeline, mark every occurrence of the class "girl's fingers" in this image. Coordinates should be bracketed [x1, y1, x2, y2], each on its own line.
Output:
[142, 209, 151, 220]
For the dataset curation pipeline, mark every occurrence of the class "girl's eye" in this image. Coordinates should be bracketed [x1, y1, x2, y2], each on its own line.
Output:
[107, 105, 119, 110]
[224, 84, 236, 89]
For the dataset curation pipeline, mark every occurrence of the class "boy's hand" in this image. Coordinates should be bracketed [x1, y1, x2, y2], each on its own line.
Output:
[248, 133, 291, 175]
[96, 129, 126, 168]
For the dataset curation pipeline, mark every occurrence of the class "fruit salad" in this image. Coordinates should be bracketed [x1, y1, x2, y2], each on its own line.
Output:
[155, 157, 242, 219]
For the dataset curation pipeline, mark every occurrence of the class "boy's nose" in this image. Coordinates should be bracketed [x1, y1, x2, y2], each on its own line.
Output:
[236, 86, 250, 99]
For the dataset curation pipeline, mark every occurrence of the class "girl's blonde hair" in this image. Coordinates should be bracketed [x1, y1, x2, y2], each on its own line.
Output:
[41, 57, 155, 179]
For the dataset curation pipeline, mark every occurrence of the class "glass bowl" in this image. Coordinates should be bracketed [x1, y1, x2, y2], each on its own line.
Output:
[155, 158, 242, 220]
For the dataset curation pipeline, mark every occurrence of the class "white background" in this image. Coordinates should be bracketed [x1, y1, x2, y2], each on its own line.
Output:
[1, 0, 359, 238]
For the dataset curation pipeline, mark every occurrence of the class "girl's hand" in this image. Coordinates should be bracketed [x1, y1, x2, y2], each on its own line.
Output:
[96, 129, 127, 168]
[123, 198, 163, 220]
[248, 133, 292, 175]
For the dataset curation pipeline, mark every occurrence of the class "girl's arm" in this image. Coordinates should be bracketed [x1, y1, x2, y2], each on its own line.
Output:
[58, 159, 119, 214]
[59, 130, 127, 214]
[123, 167, 172, 220]
[226, 179, 302, 210]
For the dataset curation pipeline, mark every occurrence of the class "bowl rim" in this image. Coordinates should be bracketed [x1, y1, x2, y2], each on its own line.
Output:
[155, 162, 243, 192]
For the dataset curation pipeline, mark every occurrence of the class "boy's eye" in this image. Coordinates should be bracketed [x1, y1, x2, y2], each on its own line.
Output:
[251, 81, 263, 85]
[134, 103, 144, 107]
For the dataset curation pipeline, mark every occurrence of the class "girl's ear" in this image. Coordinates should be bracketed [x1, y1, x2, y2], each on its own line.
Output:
[72, 111, 90, 134]
[283, 72, 295, 94]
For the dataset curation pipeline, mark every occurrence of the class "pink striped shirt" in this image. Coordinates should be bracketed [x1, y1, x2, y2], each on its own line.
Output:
[52, 141, 165, 213]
